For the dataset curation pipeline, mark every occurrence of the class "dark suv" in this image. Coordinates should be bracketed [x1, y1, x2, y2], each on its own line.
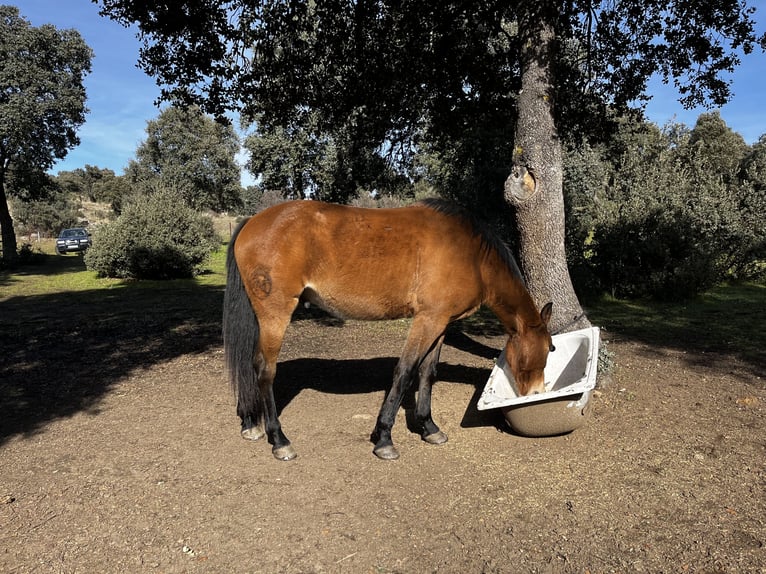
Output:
[56, 228, 92, 255]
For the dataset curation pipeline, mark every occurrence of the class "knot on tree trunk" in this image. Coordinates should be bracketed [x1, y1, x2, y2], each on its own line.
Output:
[504, 165, 537, 204]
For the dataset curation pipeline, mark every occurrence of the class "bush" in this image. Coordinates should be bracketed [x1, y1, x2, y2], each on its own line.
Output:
[591, 208, 721, 299]
[589, 150, 764, 299]
[85, 190, 219, 279]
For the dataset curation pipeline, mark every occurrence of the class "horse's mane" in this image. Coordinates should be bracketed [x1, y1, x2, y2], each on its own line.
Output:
[417, 198, 525, 284]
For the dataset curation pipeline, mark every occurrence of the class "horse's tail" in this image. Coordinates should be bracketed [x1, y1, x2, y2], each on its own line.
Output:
[222, 218, 262, 427]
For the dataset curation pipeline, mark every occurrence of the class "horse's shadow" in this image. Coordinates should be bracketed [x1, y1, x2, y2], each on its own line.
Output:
[274, 330, 505, 432]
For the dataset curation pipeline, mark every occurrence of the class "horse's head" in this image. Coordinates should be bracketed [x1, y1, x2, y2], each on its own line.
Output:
[505, 302, 554, 396]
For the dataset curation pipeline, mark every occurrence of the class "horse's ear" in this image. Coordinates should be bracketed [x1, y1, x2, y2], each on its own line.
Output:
[540, 302, 553, 326]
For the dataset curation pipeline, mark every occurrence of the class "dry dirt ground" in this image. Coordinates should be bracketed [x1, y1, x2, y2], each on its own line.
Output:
[1, 282, 765, 573]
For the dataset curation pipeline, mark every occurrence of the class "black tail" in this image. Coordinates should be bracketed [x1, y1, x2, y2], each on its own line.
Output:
[222, 218, 262, 427]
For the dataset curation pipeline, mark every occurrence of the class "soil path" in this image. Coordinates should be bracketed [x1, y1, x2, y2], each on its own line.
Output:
[1, 313, 765, 573]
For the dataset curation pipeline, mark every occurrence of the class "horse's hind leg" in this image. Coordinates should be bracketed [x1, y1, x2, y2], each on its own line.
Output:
[239, 403, 265, 441]
[258, 356, 296, 461]
[256, 311, 298, 461]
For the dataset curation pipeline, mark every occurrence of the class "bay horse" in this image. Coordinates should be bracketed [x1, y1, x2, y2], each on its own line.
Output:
[223, 199, 554, 461]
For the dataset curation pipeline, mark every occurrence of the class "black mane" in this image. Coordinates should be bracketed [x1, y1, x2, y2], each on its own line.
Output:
[417, 198, 524, 283]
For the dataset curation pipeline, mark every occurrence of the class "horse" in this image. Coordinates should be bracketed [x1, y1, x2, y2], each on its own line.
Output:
[222, 199, 554, 461]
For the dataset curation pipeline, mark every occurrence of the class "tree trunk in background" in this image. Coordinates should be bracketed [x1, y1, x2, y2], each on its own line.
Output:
[505, 3, 590, 334]
[0, 174, 18, 263]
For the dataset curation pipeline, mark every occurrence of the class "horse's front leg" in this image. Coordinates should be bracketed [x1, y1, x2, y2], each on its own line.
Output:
[372, 320, 445, 460]
[371, 358, 416, 460]
[416, 335, 448, 446]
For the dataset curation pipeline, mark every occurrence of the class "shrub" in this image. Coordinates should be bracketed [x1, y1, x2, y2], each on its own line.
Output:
[564, 119, 766, 300]
[589, 147, 764, 299]
[85, 190, 219, 279]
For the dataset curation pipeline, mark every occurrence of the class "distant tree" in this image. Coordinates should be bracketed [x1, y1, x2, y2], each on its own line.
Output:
[57, 165, 112, 200]
[11, 192, 82, 238]
[93, 172, 133, 212]
[243, 111, 413, 202]
[243, 112, 335, 200]
[738, 136, 766, 275]
[55, 170, 83, 197]
[0, 5, 92, 262]
[741, 134, 766, 192]
[682, 112, 749, 185]
[125, 106, 243, 212]
[240, 186, 289, 215]
[55, 166, 132, 214]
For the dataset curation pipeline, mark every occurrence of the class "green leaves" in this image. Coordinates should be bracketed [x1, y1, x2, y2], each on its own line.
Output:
[93, 0, 765, 204]
[125, 106, 242, 212]
[0, 5, 93, 261]
[0, 6, 92, 170]
[564, 114, 766, 299]
[85, 188, 219, 279]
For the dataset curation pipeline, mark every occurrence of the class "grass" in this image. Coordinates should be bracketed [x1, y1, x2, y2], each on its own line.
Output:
[0, 241, 228, 443]
[0, 239, 227, 300]
[587, 282, 766, 368]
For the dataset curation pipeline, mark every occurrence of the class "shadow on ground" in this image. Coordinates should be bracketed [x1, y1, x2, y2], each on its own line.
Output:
[273, 355, 502, 431]
[0, 251, 86, 284]
[586, 283, 766, 378]
[0, 266, 224, 445]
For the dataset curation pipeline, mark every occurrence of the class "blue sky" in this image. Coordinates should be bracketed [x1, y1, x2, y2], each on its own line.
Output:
[16, 0, 161, 177]
[14, 0, 766, 180]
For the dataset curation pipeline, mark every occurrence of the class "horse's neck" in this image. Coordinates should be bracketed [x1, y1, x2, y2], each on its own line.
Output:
[481, 256, 538, 333]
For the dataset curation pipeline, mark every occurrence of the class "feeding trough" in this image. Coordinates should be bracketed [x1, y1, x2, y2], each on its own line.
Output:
[478, 326, 600, 437]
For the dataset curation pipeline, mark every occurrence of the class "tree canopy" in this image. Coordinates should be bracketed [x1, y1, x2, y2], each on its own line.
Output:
[96, 0, 765, 146]
[94, 0, 765, 233]
[0, 5, 92, 261]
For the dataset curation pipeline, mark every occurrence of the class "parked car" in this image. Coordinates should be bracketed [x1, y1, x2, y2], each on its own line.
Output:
[56, 228, 92, 255]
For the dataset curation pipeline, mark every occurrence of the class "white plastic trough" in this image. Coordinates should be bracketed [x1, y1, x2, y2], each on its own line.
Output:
[477, 326, 600, 436]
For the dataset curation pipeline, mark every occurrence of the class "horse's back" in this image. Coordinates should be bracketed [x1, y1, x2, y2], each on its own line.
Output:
[234, 201, 485, 320]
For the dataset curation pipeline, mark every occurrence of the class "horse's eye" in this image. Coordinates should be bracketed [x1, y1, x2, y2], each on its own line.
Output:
[550, 344, 556, 352]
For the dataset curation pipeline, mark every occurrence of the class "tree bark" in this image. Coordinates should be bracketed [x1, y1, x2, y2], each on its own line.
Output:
[0, 172, 19, 263]
[505, 3, 589, 334]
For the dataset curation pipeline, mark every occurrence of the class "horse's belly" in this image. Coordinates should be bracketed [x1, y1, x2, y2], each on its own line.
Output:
[300, 285, 414, 321]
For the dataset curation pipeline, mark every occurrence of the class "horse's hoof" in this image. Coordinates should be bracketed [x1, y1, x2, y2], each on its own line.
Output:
[373, 445, 400, 460]
[241, 426, 265, 441]
[423, 430, 448, 445]
[272, 444, 297, 461]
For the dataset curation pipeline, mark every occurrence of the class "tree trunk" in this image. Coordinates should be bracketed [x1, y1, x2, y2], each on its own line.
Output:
[0, 174, 19, 263]
[504, 3, 589, 334]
